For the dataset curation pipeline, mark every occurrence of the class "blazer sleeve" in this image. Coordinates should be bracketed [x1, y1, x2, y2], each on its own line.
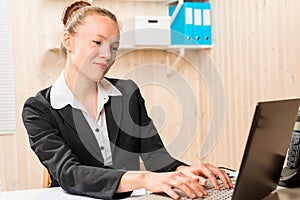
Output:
[22, 96, 131, 199]
[125, 80, 188, 172]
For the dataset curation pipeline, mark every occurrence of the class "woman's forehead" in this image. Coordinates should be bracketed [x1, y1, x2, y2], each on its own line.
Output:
[78, 14, 119, 37]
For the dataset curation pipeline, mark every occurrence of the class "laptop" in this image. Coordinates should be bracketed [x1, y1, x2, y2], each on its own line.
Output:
[180, 98, 300, 200]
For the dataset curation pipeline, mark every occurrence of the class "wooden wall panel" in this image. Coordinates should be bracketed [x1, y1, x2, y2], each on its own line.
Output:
[209, 0, 300, 169]
[0, 0, 300, 191]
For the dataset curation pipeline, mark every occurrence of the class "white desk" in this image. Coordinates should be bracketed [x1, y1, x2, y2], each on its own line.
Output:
[1, 186, 300, 200]
[1, 187, 159, 200]
[1, 187, 97, 200]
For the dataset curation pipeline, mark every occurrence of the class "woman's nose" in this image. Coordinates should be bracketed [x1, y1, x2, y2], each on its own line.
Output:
[98, 42, 112, 60]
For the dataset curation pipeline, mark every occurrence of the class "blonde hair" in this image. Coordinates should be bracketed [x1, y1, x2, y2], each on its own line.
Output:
[61, 0, 118, 56]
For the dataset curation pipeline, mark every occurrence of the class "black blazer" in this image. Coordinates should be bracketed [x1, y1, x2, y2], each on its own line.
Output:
[22, 78, 186, 199]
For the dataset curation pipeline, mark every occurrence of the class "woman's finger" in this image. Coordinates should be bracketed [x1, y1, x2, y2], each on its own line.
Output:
[162, 184, 181, 200]
[167, 172, 208, 199]
[204, 164, 233, 189]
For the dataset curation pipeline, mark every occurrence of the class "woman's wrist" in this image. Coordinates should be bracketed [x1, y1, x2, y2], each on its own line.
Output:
[176, 165, 189, 171]
[117, 171, 148, 193]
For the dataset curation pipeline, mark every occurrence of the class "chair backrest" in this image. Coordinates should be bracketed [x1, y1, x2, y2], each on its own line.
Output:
[43, 168, 52, 188]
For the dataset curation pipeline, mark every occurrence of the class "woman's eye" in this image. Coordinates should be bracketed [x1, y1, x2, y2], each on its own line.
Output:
[93, 41, 102, 46]
[111, 46, 119, 52]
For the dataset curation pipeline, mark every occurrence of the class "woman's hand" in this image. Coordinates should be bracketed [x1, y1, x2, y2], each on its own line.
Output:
[176, 163, 234, 190]
[118, 163, 234, 200]
[143, 171, 208, 200]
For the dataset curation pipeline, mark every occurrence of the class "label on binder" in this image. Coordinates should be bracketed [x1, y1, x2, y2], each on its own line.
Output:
[203, 9, 211, 26]
[185, 7, 193, 25]
[194, 9, 202, 26]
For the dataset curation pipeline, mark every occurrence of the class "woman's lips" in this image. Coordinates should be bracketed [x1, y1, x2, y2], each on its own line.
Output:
[93, 62, 107, 69]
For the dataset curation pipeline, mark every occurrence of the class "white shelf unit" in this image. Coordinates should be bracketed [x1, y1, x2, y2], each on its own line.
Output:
[118, 44, 212, 50]
[48, 44, 212, 53]
[89, 0, 169, 3]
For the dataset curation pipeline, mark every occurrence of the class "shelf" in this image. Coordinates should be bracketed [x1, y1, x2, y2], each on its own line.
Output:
[119, 0, 167, 1]
[88, 0, 168, 4]
[117, 44, 212, 57]
[118, 44, 212, 50]
[48, 44, 211, 52]
[47, 44, 61, 53]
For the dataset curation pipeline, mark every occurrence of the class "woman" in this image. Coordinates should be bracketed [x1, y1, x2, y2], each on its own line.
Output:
[22, 1, 233, 199]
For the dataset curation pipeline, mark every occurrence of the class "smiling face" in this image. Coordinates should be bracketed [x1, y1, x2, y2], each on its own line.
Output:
[64, 14, 120, 82]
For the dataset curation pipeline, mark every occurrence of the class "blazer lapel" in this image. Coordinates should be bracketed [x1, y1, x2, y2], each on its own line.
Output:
[105, 96, 123, 152]
[58, 106, 104, 163]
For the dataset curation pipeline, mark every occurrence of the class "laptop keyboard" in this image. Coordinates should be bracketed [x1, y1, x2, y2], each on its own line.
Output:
[180, 181, 234, 200]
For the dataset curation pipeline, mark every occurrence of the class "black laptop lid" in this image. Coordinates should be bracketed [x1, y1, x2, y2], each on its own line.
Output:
[232, 98, 300, 200]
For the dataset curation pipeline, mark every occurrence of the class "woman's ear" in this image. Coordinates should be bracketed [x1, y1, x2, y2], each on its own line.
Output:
[62, 31, 74, 53]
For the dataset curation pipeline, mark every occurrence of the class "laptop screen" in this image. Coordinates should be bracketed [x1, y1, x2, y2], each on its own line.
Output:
[232, 98, 300, 200]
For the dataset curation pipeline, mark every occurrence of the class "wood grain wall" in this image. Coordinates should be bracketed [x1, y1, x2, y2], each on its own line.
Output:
[0, 0, 299, 191]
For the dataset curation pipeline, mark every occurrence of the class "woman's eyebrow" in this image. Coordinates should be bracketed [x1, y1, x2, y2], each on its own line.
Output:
[92, 34, 107, 39]
[94, 34, 119, 42]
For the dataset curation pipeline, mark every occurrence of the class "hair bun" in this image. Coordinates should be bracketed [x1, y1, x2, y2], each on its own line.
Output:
[61, 0, 91, 26]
